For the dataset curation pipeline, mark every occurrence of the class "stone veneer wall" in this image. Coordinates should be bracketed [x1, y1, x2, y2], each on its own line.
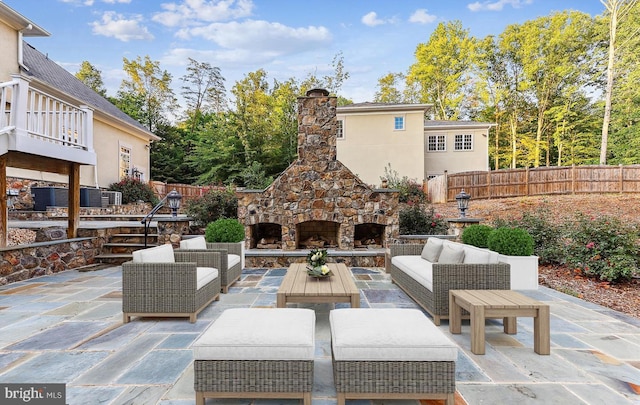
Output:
[0, 228, 111, 286]
[237, 89, 399, 250]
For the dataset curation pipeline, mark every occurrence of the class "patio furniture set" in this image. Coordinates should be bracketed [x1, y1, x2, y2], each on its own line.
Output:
[120, 237, 550, 404]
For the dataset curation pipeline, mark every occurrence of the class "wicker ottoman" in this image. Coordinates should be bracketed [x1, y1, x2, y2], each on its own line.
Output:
[330, 308, 457, 405]
[193, 308, 315, 405]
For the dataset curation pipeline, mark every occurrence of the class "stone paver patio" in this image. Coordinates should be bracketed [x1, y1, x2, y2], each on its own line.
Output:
[1, 266, 640, 404]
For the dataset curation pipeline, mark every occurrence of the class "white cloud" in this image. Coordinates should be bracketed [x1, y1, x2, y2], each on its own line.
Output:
[152, 0, 254, 27]
[409, 9, 437, 24]
[90, 11, 154, 42]
[178, 20, 331, 55]
[361, 11, 385, 27]
[468, 0, 533, 12]
[102, 0, 132, 4]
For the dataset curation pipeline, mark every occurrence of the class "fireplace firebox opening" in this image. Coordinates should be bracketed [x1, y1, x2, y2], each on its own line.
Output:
[251, 223, 282, 249]
[354, 223, 385, 249]
[297, 221, 339, 249]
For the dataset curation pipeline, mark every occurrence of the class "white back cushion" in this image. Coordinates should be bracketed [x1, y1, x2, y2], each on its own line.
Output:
[462, 246, 492, 264]
[421, 237, 444, 262]
[132, 244, 175, 263]
[438, 244, 465, 264]
[180, 236, 207, 250]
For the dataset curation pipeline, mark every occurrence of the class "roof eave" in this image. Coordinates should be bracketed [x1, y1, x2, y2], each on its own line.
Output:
[0, 3, 50, 36]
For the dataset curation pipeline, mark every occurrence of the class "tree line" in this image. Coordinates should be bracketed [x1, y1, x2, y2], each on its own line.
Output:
[76, 2, 639, 186]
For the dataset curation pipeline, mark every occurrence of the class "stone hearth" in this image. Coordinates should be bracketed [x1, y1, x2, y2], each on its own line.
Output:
[237, 88, 399, 251]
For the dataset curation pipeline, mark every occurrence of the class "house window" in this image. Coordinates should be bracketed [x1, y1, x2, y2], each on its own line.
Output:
[427, 135, 446, 151]
[454, 134, 473, 151]
[337, 119, 344, 139]
[394, 116, 405, 130]
[119, 145, 131, 180]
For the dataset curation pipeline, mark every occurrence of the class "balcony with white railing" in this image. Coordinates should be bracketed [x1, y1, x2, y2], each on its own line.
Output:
[1, 74, 96, 166]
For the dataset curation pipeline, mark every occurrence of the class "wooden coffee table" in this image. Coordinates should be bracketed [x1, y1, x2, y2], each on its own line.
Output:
[277, 263, 360, 308]
[449, 289, 550, 355]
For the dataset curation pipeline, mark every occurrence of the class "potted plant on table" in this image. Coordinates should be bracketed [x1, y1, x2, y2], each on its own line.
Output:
[306, 248, 332, 278]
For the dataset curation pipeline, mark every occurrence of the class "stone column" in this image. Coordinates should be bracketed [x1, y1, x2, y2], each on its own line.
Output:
[156, 217, 191, 247]
[446, 218, 482, 241]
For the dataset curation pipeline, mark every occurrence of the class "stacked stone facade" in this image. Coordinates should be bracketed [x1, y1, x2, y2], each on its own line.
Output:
[237, 89, 399, 250]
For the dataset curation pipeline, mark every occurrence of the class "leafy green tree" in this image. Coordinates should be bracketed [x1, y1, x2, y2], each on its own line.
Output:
[118, 55, 177, 132]
[408, 20, 478, 120]
[374, 73, 405, 103]
[75, 61, 107, 97]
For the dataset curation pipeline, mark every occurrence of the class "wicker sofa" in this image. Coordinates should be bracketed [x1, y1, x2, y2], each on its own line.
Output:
[179, 237, 243, 293]
[390, 238, 510, 325]
[122, 244, 221, 323]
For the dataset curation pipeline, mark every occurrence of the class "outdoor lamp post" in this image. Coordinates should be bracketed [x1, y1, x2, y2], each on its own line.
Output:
[166, 189, 182, 217]
[455, 189, 471, 218]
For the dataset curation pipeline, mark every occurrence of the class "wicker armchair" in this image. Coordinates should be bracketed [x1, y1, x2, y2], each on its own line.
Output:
[122, 244, 221, 323]
[179, 237, 243, 293]
[389, 243, 510, 325]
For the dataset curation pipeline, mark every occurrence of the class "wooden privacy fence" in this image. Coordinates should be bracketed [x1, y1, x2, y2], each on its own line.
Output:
[149, 181, 214, 201]
[428, 165, 640, 203]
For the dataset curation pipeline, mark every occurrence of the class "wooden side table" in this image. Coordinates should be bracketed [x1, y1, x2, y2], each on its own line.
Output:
[449, 289, 550, 355]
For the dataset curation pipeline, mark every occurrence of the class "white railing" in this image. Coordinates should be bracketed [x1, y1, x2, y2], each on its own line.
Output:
[1, 75, 91, 151]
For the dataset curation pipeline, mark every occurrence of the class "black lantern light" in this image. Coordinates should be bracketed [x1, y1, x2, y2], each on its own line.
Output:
[455, 189, 471, 218]
[166, 189, 182, 217]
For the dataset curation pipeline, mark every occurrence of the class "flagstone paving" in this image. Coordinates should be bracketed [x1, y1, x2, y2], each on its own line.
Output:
[1, 266, 640, 405]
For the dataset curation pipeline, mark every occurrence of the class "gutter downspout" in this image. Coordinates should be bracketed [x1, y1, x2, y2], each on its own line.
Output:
[18, 25, 31, 72]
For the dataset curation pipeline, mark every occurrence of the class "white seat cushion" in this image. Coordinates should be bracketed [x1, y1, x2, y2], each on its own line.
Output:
[196, 267, 219, 290]
[228, 254, 241, 268]
[132, 244, 175, 263]
[193, 308, 315, 361]
[330, 308, 457, 362]
[180, 236, 207, 250]
[391, 255, 433, 291]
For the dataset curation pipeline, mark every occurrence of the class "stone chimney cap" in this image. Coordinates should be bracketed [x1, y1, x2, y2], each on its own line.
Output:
[306, 88, 330, 97]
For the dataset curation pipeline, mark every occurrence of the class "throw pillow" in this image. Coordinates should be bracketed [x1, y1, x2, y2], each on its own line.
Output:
[421, 238, 444, 262]
[438, 244, 465, 264]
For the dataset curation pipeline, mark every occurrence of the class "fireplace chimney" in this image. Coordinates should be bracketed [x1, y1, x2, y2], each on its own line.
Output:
[297, 88, 337, 164]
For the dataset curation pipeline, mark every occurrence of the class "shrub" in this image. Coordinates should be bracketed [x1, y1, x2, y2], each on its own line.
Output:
[205, 218, 245, 243]
[487, 227, 534, 256]
[564, 213, 639, 282]
[107, 177, 159, 205]
[461, 224, 493, 248]
[184, 188, 238, 227]
[381, 163, 427, 204]
[493, 208, 565, 265]
[399, 205, 448, 235]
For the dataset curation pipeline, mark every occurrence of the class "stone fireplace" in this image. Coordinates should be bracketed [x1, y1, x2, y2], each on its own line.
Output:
[237, 88, 399, 251]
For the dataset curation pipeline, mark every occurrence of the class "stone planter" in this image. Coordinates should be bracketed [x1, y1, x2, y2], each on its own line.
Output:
[496, 254, 539, 290]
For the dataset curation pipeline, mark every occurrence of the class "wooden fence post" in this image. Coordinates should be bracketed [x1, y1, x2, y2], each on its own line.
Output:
[525, 166, 529, 196]
[571, 165, 576, 194]
[619, 164, 624, 193]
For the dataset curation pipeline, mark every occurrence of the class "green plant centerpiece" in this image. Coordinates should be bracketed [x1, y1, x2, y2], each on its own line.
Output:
[205, 218, 245, 243]
[306, 248, 331, 278]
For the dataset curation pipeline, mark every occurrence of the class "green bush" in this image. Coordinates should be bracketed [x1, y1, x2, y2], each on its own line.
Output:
[205, 218, 245, 243]
[461, 224, 493, 248]
[381, 164, 427, 204]
[564, 213, 639, 282]
[184, 188, 238, 227]
[487, 227, 534, 256]
[493, 208, 565, 265]
[107, 177, 159, 205]
[399, 205, 448, 235]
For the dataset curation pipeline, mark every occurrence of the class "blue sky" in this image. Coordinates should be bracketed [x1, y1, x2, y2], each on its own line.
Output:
[5, 0, 605, 104]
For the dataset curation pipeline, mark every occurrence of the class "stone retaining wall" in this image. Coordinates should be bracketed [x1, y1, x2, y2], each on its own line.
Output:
[0, 228, 112, 286]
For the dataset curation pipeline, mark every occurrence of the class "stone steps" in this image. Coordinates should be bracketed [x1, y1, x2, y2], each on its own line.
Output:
[97, 230, 159, 265]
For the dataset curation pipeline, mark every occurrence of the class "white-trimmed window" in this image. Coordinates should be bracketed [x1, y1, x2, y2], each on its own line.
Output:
[394, 116, 405, 130]
[336, 119, 344, 139]
[119, 144, 132, 180]
[427, 135, 446, 151]
[454, 134, 473, 151]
